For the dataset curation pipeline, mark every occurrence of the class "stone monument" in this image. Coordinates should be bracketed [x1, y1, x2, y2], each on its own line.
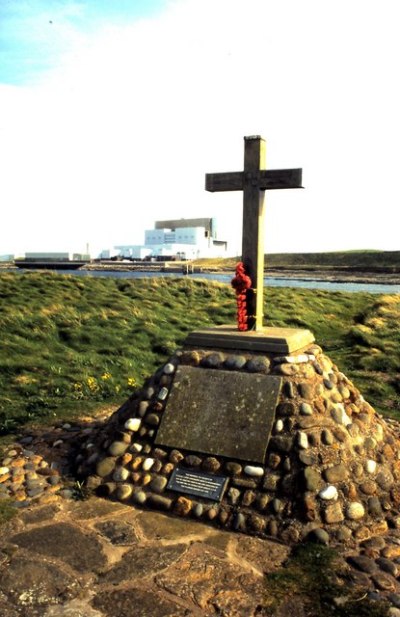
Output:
[79, 137, 400, 547]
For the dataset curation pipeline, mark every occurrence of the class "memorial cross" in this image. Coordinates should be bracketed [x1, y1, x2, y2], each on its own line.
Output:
[205, 136, 302, 331]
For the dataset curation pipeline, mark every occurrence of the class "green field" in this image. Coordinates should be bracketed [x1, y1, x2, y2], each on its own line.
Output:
[0, 271, 399, 435]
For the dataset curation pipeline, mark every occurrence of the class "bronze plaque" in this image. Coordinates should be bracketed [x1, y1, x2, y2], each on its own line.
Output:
[155, 366, 282, 463]
[167, 468, 228, 501]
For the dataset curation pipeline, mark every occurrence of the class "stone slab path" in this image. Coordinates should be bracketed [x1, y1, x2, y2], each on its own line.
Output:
[1, 420, 400, 616]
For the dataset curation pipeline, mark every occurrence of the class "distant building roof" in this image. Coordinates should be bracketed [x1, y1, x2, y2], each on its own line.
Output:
[155, 218, 216, 235]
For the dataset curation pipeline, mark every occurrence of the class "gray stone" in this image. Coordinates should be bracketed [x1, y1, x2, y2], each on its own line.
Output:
[376, 557, 398, 577]
[245, 357, 270, 373]
[283, 381, 296, 398]
[225, 462, 242, 476]
[298, 450, 318, 466]
[147, 494, 172, 510]
[150, 476, 168, 493]
[145, 413, 160, 427]
[10, 523, 107, 572]
[368, 496, 383, 516]
[309, 528, 330, 544]
[303, 468, 323, 491]
[323, 463, 348, 483]
[321, 429, 334, 445]
[224, 355, 247, 370]
[270, 436, 293, 453]
[155, 366, 282, 463]
[132, 489, 147, 505]
[348, 555, 378, 574]
[96, 457, 116, 478]
[108, 441, 129, 456]
[298, 383, 314, 400]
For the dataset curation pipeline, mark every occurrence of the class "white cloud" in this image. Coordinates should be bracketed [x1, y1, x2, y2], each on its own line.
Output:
[1, 0, 399, 256]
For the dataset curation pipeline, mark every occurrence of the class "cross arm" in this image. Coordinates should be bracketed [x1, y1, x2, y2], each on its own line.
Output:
[205, 172, 244, 193]
[259, 168, 303, 190]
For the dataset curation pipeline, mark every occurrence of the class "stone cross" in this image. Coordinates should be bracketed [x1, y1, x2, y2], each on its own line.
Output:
[205, 135, 302, 331]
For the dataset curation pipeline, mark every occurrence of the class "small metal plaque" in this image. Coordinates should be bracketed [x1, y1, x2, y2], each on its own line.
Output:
[155, 366, 282, 463]
[167, 468, 228, 501]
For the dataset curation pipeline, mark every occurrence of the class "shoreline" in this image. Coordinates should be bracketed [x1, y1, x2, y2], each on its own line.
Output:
[1, 263, 399, 285]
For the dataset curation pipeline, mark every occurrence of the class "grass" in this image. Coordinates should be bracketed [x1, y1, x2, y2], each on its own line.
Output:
[194, 250, 400, 271]
[264, 543, 389, 616]
[0, 271, 399, 436]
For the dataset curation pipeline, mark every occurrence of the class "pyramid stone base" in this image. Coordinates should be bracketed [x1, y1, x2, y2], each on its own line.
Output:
[78, 327, 400, 546]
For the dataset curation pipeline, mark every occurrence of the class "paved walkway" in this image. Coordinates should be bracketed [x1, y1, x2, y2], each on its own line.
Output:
[1, 420, 400, 616]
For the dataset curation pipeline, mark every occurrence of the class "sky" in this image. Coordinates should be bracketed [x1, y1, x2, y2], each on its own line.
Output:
[0, 0, 399, 257]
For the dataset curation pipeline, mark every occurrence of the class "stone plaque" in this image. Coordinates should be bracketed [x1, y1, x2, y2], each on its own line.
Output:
[155, 366, 282, 463]
[167, 468, 228, 501]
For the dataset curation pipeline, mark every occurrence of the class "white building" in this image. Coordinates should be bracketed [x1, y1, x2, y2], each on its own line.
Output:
[104, 218, 228, 260]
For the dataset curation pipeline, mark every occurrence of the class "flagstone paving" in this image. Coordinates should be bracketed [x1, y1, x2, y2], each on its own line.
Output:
[0, 420, 399, 616]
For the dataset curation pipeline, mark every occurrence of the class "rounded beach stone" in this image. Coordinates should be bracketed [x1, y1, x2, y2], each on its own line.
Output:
[147, 494, 172, 510]
[244, 465, 264, 477]
[234, 512, 246, 530]
[132, 443, 143, 453]
[319, 485, 338, 501]
[256, 494, 270, 511]
[113, 467, 130, 482]
[242, 490, 256, 506]
[274, 419, 284, 433]
[300, 403, 313, 416]
[277, 402, 296, 417]
[202, 457, 221, 472]
[163, 362, 175, 375]
[309, 528, 330, 545]
[303, 468, 323, 492]
[275, 363, 299, 376]
[142, 458, 154, 471]
[124, 418, 141, 432]
[323, 464, 348, 483]
[324, 502, 344, 524]
[138, 401, 149, 417]
[228, 488, 241, 505]
[207, 507, 218, 520]
[150, 476, 168, 493]
[272, 498, 284, 514]
[116, 484, 133, 500]
[193, 503, 204, 517]
[132, 489, 147, 504]
[225, 462, 242, 476]
[224, 355, 247, 370]
[169, 450, 184, 464]
[249, 515, 265, 532]
[346, 502, 365, 520]
[145, 413, 160, 427]
[245, 357, 270, 373]
[108, 441, 129, 457]
[202, 352, 224, 368]
[185, 455, 202, 467]
[96, 457, 117, 478]
[174, 496, 192, 516]
[298, 383, 314, 400]
[360, 480, 377, 495]
[97, 482, 116, 497]
[283, 381, 296, 398]
[297, 432, 309, 449]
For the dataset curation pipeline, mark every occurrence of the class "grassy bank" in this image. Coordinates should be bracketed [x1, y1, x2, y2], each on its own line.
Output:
[194, 250, 400, 271]
[0, 271, 399, 435]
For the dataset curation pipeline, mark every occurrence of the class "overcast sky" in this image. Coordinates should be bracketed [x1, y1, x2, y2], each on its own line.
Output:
[1, 0, 399, 257]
